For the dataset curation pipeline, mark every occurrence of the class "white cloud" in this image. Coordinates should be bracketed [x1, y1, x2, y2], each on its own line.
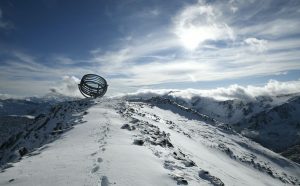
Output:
[231, 0, 300, 39]
[85, 1, 299, 90]
[0, 75, 82, 99]
[53, 56, 77, 65]
[173, 3, 234, 50]
[0, 93, 22, 100]
[149, 9, 160, 16]
[238, 19, 300, 39]
[230, 6, 238, 13]
[0, 8, 12, 29]
[0, 51, 95, 97]
[1, 1, 300, 98]
[244, 37, 268, 52]
[49, 76, 82, 97]
[90, 32, 179, 75]
[246, 79, 300, 97]
[125, 79, 300, 101]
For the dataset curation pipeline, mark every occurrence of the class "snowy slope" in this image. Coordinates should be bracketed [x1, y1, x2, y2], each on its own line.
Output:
[0, 98, 48, 117]
[0, 116, 33, 150]
[0, 92, 78, 117]
[235, 96, 300, 152]
[126, 92, 300, 163]
[0, 98, 93, 166]
[0, 98, 299, 185]
[125, 91, 299, 124]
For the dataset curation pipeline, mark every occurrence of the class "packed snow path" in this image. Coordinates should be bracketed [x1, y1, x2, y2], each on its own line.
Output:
[0, 98, 299, 185]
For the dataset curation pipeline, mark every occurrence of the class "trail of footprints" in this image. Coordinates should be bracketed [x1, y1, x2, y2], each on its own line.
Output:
[119, 103, 224, 186]
[90, 120, 111, 186]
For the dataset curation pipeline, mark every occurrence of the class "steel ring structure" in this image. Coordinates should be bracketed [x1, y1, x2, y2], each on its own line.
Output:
[78, 74, 108, 98]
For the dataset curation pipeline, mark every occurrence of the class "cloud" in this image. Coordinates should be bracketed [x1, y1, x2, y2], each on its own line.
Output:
[239, 19, 300, 39]
[1, 1, 300, 97]
[0, 8, 6, 28]
[0, 93, 21, 100]
[246, 79, 300, 97]
[149, 9, 160, 16]
[125, 79, 300, 101]
[0, 50, 95, 96]
[53, 56, 77, 65]
[173, 2, 234, 50]
[0, 75, 82, 99]
[87, 0, 300, 89]
[244, 37, 268, 52]
[49, 76, 82, 97]
[0, 8, 13, 29]
[231, 1, 300, 39]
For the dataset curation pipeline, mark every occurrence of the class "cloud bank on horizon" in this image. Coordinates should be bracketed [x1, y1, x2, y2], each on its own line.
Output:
[125, 79, 300, 101]
[0, 0, 300, 97]
[1, 78, 300, 101]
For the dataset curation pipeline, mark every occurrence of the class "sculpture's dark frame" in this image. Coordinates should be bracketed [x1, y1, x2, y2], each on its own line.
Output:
[78, 74, 108, 98]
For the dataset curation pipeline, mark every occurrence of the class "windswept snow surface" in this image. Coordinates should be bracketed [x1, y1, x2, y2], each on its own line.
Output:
[0, 98, 299, 185]
[125, 92, 300, 162]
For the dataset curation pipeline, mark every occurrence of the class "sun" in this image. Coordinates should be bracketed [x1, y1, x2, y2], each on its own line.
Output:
[176, 25, 219, 50]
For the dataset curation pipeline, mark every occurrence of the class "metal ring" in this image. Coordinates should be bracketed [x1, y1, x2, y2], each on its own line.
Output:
[78, 74, 108, 98]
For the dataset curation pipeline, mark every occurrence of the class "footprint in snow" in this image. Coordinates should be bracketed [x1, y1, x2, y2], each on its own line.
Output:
[164, 160, 184, 171]
[133, 139, 144, 146]
[101, 176, 109, 186]
[170, 174, 188, 185]
[97, 157, 103, 163]
[91, 152, 97, 156]
[91, 165, 100, 173]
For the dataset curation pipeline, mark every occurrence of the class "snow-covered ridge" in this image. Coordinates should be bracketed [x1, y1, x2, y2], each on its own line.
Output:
[120, 99, 300, 185]
[0, 98, 94, 167]
[0, 97, 299, 185]
[125, 92, 300, 163]
[235, 96, 300, 152]
[125, 90, 299, 123]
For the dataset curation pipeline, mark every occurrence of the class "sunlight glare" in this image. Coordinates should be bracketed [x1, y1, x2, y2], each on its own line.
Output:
[177, 25, 220, 50]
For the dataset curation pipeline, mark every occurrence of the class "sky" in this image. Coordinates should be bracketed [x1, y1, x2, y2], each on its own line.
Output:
[0, 0, 300, 98]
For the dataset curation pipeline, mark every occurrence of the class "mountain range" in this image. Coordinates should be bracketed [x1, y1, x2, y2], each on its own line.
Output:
[0, 92, 299, 185]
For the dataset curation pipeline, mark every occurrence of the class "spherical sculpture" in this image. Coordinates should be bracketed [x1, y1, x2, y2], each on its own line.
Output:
[78, 74, 108, 98]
